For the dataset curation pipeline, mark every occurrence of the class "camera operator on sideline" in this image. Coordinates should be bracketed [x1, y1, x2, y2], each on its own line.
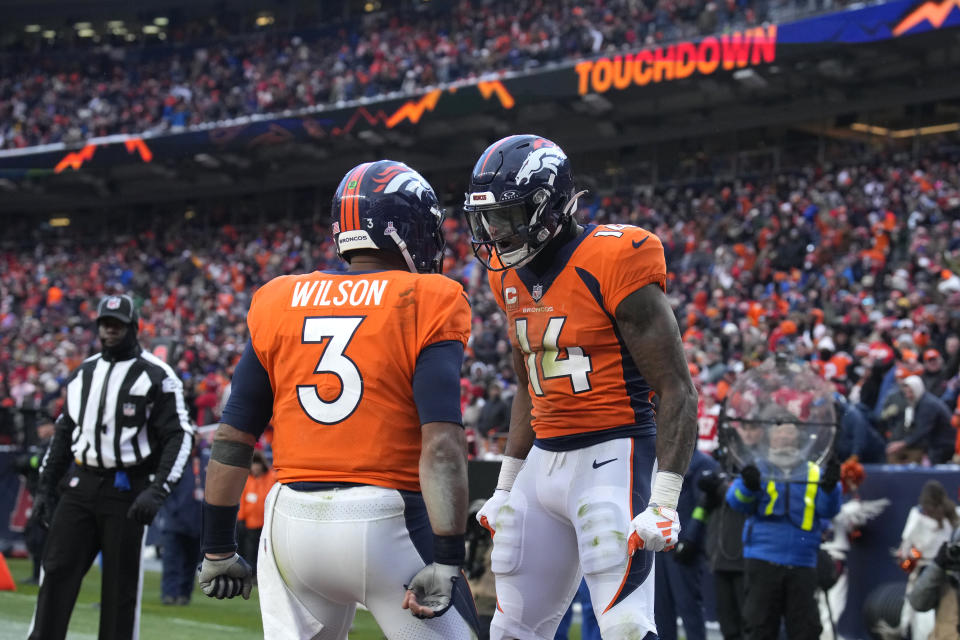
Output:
[908, 526, 960, 638]
[16, 418, 55, 585]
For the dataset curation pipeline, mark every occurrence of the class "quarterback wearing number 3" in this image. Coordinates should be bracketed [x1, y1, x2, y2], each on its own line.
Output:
[465, 135, 698, 640]
[198, 160, 480, 639]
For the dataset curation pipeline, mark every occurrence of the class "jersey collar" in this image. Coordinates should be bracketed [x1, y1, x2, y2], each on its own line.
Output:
[514, 224, 595, 301]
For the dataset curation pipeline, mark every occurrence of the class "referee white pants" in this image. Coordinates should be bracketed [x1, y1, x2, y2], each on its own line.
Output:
[489, 436, 658, 640]
[258, 483, 474, 640]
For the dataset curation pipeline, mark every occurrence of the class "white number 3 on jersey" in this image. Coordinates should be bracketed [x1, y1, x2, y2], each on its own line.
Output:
[297, 316, 365, 424]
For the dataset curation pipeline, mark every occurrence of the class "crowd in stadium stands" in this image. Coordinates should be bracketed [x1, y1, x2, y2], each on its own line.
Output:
[1, 0, 780, 149]
[2, 149, 960, 465]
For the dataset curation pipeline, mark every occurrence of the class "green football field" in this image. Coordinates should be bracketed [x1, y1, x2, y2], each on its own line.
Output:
[0, 557, 582, 639]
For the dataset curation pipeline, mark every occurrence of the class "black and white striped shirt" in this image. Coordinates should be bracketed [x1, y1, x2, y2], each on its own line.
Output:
[42, 349, 194, 493]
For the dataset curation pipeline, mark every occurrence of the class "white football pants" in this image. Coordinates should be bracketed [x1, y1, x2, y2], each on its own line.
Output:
[258, 483, 474, 639]
[489, 436, 658, 640]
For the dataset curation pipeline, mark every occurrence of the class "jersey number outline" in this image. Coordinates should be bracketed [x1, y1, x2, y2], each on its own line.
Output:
[296, 316, 365, 424]
[515, 317, 593, 396]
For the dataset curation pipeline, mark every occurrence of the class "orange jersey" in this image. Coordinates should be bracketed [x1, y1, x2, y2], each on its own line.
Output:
[247, 270, 471, 491]
[488, 224, 667, 440]
[237, 469, 276, 529]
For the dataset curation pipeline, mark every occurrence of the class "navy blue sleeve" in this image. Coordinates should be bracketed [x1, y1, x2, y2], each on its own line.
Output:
[221, 340, 274, 437]
[413, 340, 465, 426]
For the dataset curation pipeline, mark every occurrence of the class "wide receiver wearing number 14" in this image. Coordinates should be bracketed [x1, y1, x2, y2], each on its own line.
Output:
[464, 135, 699, 639]
[197, 160, 480, 639]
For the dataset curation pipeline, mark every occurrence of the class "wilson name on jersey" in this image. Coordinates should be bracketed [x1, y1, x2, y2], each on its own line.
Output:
[247, 270, 471, 491]
[489, 224, 667, 440]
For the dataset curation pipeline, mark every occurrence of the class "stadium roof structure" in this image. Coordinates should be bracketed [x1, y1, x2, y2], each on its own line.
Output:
[2, 0, 960, 215]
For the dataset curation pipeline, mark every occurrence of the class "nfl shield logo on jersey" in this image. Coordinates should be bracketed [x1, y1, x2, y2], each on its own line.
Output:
[123, 403, 136, 417]
[532, 284, 543, 301]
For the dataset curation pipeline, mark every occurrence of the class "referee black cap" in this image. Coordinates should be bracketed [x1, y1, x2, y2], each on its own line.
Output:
[96, 294, 137, 325]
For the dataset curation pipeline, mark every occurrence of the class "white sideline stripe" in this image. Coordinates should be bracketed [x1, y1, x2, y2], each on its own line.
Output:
[166, 618, 248, 632]
[1, 593, 246, 634]
[0, 619, 96, 640]
[1, 591, 40, 600]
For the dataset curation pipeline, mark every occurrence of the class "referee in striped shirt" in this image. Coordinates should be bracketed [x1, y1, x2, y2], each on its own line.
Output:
[28, 294, 195, 640]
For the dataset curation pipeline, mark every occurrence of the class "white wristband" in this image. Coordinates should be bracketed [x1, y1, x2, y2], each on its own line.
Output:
[649, 471, 683, 510]
[496, 456, 524, 491]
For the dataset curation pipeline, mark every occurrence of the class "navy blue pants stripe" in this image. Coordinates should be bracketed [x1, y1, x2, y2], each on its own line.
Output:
[400, 491, 482, 636]
[607, 435, 655, 611]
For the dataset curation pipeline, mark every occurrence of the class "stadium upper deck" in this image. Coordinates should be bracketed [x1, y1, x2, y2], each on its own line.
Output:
[0, 0, 959, 216]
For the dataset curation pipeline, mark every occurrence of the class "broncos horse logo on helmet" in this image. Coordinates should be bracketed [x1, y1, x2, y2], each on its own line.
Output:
[371, 164, 432, 200]
[463, 134, 586, 271]
[515, 145, 566, 187]
[332, 160, 445, 274]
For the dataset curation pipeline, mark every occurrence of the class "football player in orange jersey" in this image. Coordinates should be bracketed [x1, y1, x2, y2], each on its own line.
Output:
[198, 160, 480, 639]
[464, 135, 698, 639]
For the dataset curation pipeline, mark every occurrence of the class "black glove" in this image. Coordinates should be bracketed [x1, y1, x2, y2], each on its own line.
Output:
[696, 470, 724, 494]
[127, 485, 168, 525]
[29, 490, 57, 530]
[741, 464, 761, 492]
[673, 540, 699, 565]
[821, 456, 841, 491]
[696, 471, 726, 509]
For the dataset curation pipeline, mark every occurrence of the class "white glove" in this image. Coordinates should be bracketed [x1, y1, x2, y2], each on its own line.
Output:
[198, 553, 254, 600]
[403, 563, 461, 618]
[476, 489, 510, 537]
[628, 504, 681, 554]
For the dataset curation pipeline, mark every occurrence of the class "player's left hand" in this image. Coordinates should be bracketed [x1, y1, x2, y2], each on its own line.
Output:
[127, 485, 167, 525]
[198, 553, 254, 600]
[628, 504, 680, 554]
[402, 562, 461, 618]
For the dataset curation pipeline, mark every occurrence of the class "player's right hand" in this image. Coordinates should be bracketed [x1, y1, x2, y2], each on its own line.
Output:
[402, 562, 461, 618]
[198, 553, 253, 600]
[475, 489, 510, 537]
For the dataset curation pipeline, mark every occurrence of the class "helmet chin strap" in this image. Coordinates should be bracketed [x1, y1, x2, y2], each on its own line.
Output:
[386, 228, 419, 273]
[497, 189, 590, 270]
[563, 190, 589, 217]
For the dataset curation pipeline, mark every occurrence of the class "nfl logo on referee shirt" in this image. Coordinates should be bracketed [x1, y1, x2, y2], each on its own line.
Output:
[123, 403, 136, 417]
[532, 284, 543, 302]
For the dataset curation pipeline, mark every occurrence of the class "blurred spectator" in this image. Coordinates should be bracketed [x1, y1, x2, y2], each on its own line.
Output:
[237, 449, 275, 575]
[885, 376, 954, 464]
[194, 374, 223, 426]
[699, 467, 748, 640]
[897, 480, 958, 640]
[476, 381, 509, 437]
[696, 385, 721, 453]
[922, 349, 949, 397]
[832, 394, 885, 464]
[19, 419, 54, 585]
[160, 443, 207, 605]
[655, 450, 720, 640]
